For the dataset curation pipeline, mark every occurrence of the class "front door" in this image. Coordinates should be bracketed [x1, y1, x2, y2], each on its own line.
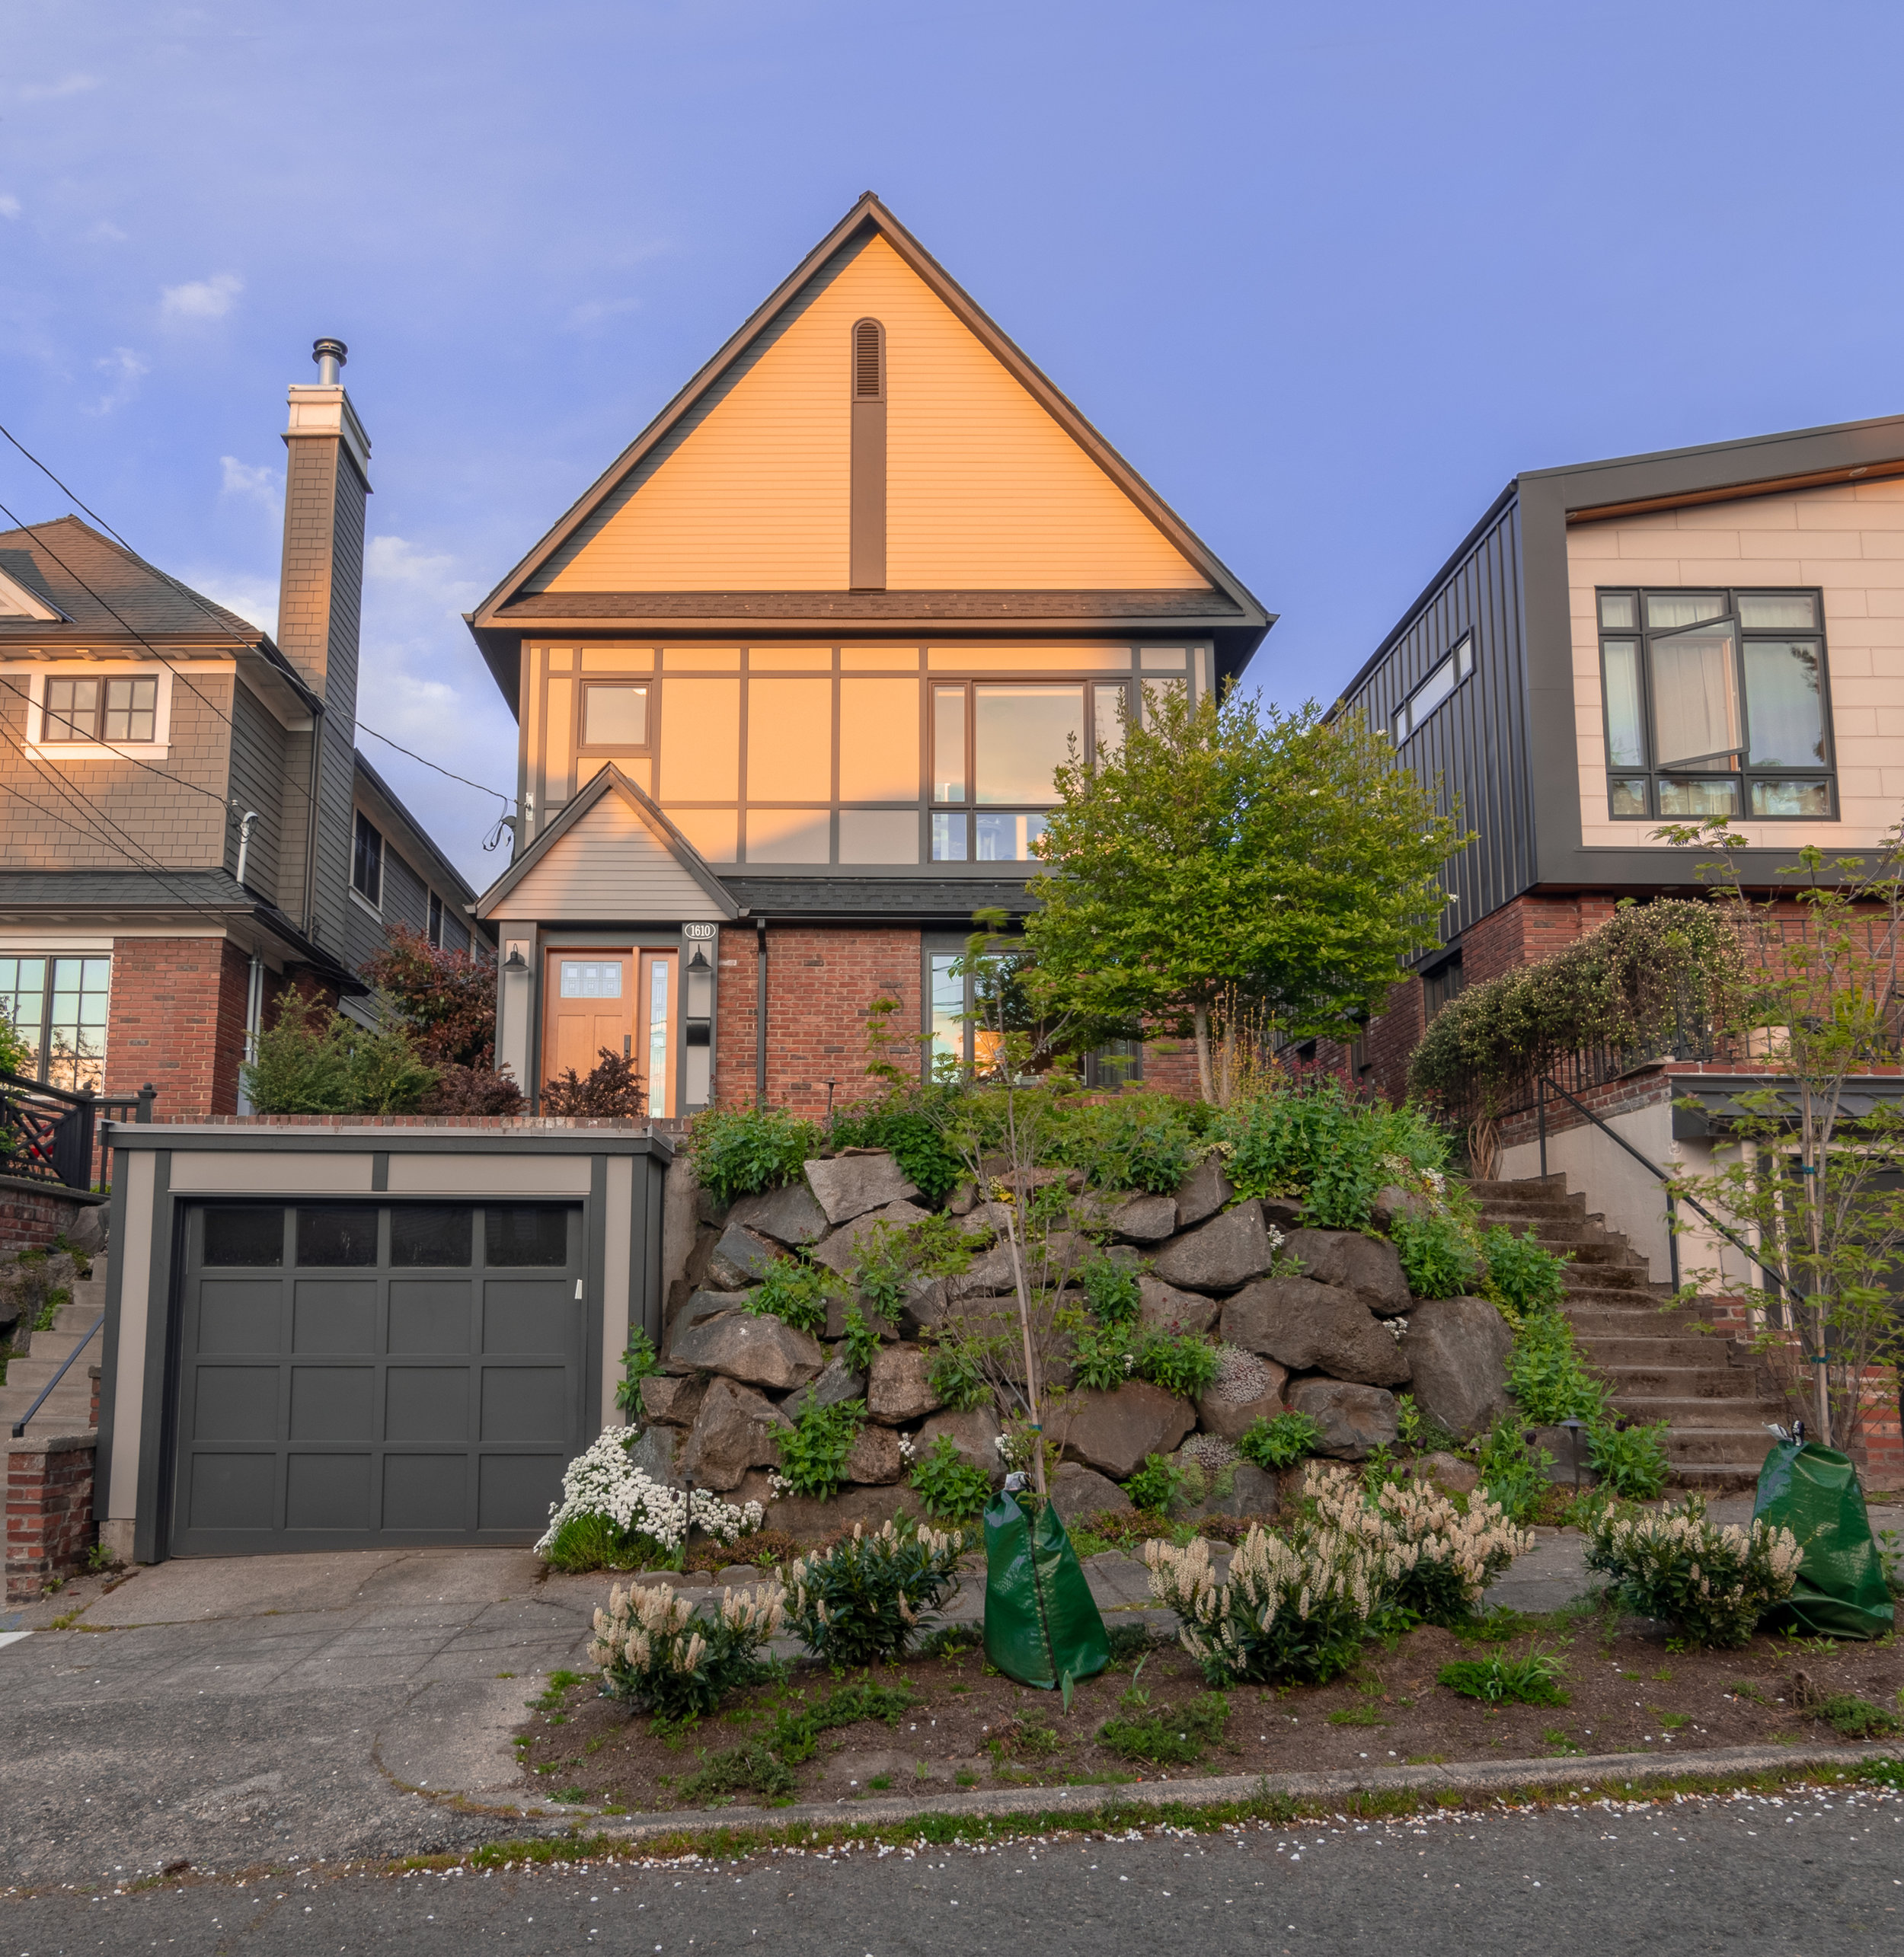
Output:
[543, 951, 632, 1090]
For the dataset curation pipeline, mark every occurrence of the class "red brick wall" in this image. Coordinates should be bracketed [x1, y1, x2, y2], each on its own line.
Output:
[104, 935, 252, 1120]
[6, 1435, 94, 1601]
[713, 924, 925, 1115]
[0, 1182, 101, 1255]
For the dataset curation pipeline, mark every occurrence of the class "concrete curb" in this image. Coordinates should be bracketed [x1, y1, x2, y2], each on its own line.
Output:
[505, 1741, 1904, 1845]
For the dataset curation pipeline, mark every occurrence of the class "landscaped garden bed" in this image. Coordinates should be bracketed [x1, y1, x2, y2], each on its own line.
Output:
[512, 1607, 1904, 1814]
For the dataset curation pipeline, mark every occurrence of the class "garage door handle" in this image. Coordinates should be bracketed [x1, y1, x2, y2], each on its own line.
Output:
[575, 1280, 583, 1300]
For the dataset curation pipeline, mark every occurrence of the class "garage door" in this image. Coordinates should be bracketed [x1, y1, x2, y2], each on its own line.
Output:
[170, 1200, 586, 1555]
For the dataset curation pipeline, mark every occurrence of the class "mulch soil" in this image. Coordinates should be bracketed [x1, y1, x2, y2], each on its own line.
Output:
[513, 1606, 1904, 1815]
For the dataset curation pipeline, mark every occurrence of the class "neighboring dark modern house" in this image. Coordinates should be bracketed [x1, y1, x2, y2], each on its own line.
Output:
[468, 193, 1273, 1114]
[0, 346, 490, 1122]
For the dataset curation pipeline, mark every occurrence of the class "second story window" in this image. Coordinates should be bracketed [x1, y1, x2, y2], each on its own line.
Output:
[428, 892, 444, 947]
[1598, 589, 1832, 820]
[30, 667, 168, 755]
[352, 811, 384, 908]
[1391, 634, 1474, 745]
[581, 682, 650, 749]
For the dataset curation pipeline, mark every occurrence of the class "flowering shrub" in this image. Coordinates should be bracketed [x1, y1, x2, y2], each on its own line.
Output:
[589, 1579, 784, 1720]
[1144, 1518, 1401, 1685]
[536, 1428, 763, 1569]
[1584, 1495, 1802, 1647]
[1179, 1432, 1238, 1473]
[1302, 1461, 1530, 1627]
[784, 1518, 966, 1666]
[1206, 1343, 1278, 1404]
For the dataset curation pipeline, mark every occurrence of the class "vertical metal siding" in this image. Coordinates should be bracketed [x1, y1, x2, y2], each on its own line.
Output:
[1340, 498, 1532, 953]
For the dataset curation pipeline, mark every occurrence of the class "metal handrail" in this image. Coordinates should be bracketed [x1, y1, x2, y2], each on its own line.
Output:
[1536, 1072, 1791, 1304]
[11, 1312, 105, 1438]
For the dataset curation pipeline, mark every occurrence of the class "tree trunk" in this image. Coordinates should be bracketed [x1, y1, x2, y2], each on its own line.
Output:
[1193, 1001, 1214, 1104]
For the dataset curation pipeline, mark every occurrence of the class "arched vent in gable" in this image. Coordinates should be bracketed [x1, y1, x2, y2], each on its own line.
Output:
[853, 318, 884, 401]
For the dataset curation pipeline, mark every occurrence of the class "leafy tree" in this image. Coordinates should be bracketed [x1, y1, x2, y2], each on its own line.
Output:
[359, 924, 499, 1067]
[242, 990, 438, 1114]
[1022, 685, 1466, 1100]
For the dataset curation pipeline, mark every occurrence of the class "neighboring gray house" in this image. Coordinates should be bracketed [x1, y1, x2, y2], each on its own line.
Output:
[0, 344, 490, 1118]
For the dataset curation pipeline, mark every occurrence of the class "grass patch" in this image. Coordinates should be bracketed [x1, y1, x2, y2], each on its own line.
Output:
[674, 1742, 799, 1807]
[529, 1670, 590, 1713]
[1437, 1646, 1570, 1708]
[1813, 1694, 1904, 1740]
[1327, 1704, 1387, 1727]
[1096, 1688, 1231, 1766]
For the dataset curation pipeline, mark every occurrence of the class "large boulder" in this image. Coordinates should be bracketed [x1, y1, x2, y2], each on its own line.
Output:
[845, 1423, 906, 1486]
[1048, 1461, 1134, 1525]
[809, 1199, 934, 1277]
[764, 1483, 919, 1537]
[638, 1374, 708, 1428]
[1152, 1202, 1273, 1292]
[1281, 1229, 1410, 1314]
[667, 1310, 826, 1393]
[1137, 1273, 1222, 1337]
[1171, 1459, 1281, 1524]
[666, 1287, 752, 1354]
[1195, 1358, 1289, 1441]
[727, 1180, 831, 1248]
[1398, 1295, 1514, 1439]
[915, 1404, 1005, 1483]
[1221, 1278, 1410, 1387]
[1057, 1381, 1196, 1480]
[1174, 1156, 1236, 1230]
[1286, 1378, 1399, 1460]
[803, 1151, 921, 1224]
[708, 1222, 784, 1291]
[867, 1343, 941, 1425]
[1420, 1449, 1481, 1495]
[679, 1377, 791, 1489]
[798, 1352, 868, 1412]
[626, 1422, 679, 1482]
[1369, 1184, 1431, 1231]
[1077, 1192, 1178, 1243]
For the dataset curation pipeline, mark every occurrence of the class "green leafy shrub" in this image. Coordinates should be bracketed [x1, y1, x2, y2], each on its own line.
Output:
[612, 1328, 662, 1416]
[828, 1102, 964, 1201]
[746, 1257, 841, 1336]
[1814, 1693, 1904, 1739]
[688, 1107, 821, 1208]
[242, 990, 439, 1115]
[1583, 1495, 1802, 1646]
[589, 1578, 784, 1720]
[772, 1397, 866, 1501]
[839, 1304, 882, 1374]
[1389, 1208, 1481, 1301]
[1481, 1228, 1573, 1322]
[1474, 1418, 1552, 1525]
[1132, 1326, 1221, 1399]
[765, 1678, 922, 1763]
[1216, 1081, 1450, 1230]
[1069, 1319, 1136, 1391]
[1235, 1412, 1324, 1470]
[674, 1739, 797, 1804]
[908, 1435, 994, 1524]
[1145, 1522, 1392, 1686]
[1506, 1310, 1608, 1425]
[1588, 1417, 1671, 1500]
[1075, 1252, 1142, 1326]
[1056, 1093, 1206, 1196]
[541, 1047, 646, 1116]
[923, 1333, 995, 1411]
[784, 1518, 967, 1666]
[1436, 1645, 1569, 1706]
[848, 1214, 978, 1324]
[1123, 1453, 1185, 1514]
[1096, 1687, 1231, 1764]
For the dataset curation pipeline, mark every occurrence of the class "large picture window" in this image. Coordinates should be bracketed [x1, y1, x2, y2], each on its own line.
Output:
[1597, 589, 1833, 820]
[0, 955, 112, 1091]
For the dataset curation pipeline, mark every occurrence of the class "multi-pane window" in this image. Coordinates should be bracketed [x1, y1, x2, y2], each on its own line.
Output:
[1597, 589, 1833, 820]
[1391, 634, 1474, 745]
[924, 943, 1138, 1085]
[42, 675, 158, 744]
[1421, 950, 1465, 1020]
[929, 679, 1133, 863]
[0, 956, 111, 1090]
[351, 810, 384, 905]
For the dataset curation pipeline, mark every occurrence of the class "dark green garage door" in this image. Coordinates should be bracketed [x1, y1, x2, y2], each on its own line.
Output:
[171, 1201, 585, 1555]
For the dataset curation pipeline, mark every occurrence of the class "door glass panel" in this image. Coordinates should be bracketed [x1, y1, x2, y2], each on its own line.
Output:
[1744, 640, 1826, 767]
[559, 960, 622, 998]
[646, 956, 671, 1117]
[973, 685, 1081, 803]
[1649, 620, 1742, 768]
[931, 686, 966, 803]
[391, 1205, 474, 1267]
[929, 953, 965, 1068]
[298, 1206, 379, 1266]
[1601, 640, 1645, 766]
[485, 1206, 570, 1267]
[202, 1206, 285, 1267]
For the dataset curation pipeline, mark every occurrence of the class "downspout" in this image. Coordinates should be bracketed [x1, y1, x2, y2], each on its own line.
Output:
[234, 809, 260, 891]
[755, 917, 768, 1110]
[235, 952, 265, 1115]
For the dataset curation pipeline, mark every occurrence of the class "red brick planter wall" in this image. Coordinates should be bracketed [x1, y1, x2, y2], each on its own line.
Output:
[7, 1434, 95, 1601]
[0, 1178, 106, 1255]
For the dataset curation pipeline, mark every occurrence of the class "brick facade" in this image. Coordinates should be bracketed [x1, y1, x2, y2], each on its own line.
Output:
[102, 934, 252, 1120]
[5, 1433, 94, 1601]
[0, 1180, 105, 1255]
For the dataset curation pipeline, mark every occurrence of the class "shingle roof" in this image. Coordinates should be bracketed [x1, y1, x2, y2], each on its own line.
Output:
[717, 875, 1037, 918]
[0, 516, 264, 643]
[496, 589, 1245, 623]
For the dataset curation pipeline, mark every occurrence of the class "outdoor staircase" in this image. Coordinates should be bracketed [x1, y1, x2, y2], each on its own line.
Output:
[1469, 1177, 1785, 1493]
[1, 1257, 107, 1440]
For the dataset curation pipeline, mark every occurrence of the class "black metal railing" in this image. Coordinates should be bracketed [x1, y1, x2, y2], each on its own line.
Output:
[0, 1072, 155, 1190]
[11, 1311, 104, 1438]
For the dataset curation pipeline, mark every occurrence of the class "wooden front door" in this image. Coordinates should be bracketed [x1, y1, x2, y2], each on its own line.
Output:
[542, 951, 633, 1090]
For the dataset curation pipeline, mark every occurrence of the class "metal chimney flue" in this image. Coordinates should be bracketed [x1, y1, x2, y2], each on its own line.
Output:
[311, 337, 347, 385]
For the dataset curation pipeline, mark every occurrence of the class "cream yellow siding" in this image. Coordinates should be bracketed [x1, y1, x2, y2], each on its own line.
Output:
[535, 235, 1207, 594]
[1569, 477, 1904, 851]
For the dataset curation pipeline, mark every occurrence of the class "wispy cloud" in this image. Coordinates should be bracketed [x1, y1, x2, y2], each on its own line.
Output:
[566, 295, 644, 332]
[86, 347, 149, 416]
[0, 196, 20, 221]
[182, 568, 278, 636]
[159, 271, 242, 323]
[84, 219, 126, 244]
[18, 74, 100, 103]
[366, 534, 480, 608]
[220, 455, 284, 522]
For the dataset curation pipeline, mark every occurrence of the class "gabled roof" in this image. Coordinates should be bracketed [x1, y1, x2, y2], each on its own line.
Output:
[469, 194, 1271, 713]
[0, 515, 265, 642]
[476, 763, 740, 923]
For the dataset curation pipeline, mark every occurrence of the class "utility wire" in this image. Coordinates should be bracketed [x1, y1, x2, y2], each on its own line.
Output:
[0, 670, 238, 805]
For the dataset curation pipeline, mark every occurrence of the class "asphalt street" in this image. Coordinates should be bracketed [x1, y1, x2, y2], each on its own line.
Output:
[2, 1783, 1899, 1955]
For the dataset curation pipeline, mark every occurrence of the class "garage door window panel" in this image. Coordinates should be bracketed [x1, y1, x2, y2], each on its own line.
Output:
[202, 1206, 285, 1267]
[485, 1206, 570, 1267]
[391, 1205, 473, 1267]
[298, 1206, 379, 1266]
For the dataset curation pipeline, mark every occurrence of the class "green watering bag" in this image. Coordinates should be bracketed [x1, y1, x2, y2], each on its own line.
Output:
[1752, 1440, 1894, 1641]
[982, 1489, 1110, 1702]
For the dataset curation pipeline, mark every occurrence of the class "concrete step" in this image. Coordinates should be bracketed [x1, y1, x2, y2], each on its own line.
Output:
[1670, 1461, 1770, 1495]
[1470, 1176, 1572, 1200]
[1577, 1333, 1742, 1368]
[1564, 1307, 1711, 1339]
[1659, 1425, 1785, 1466]
[1612, 1395, 1785, 1429]
[1599, 1364, 1762, 1400]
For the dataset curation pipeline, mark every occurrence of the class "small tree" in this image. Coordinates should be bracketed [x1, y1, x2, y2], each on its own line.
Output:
[1023, 685, 1467, 1100]
[360, 925, 499, 1068]
[541, 1048, 647, 1117]
[242, 990, 439, 1115]
[1656, 816, 1904, 1451]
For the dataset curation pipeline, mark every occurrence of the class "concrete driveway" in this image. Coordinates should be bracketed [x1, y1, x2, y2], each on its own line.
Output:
[0, 1549, 614, 1888]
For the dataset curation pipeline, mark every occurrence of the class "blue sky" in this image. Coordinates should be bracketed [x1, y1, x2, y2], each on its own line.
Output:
[4, 0, 1902, 886]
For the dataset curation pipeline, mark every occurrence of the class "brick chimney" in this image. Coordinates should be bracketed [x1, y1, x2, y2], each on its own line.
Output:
[275, 337, 372, 946]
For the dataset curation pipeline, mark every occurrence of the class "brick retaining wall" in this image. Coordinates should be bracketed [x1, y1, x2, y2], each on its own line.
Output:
[6, 1433, 95, 1601]
[0, 1177, 106, 1255]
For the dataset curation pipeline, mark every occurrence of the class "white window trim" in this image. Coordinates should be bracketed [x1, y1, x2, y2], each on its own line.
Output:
[349, 885, 384, 920]
[16, 659, 178, 761]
